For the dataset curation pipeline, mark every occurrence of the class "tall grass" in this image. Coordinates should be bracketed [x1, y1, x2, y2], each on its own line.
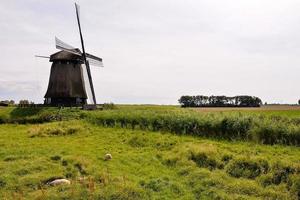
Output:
[86, 109, 300, 146]
[1, 106, 300, 146]
[0, 107, 83, 124]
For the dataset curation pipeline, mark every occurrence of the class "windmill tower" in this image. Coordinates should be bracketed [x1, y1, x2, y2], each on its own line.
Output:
[38, 3, 103, 107]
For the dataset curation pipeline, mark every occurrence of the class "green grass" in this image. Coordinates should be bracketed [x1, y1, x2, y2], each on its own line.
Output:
[85, 105, 300, 146]
[1, 106, 300, 146]
[0, 121, 300, 199]
[0, 105, 299, 199]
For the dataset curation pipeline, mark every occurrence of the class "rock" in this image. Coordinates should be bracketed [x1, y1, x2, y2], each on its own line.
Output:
[104, 153, 112, 161]
[48, 179, 70, 186]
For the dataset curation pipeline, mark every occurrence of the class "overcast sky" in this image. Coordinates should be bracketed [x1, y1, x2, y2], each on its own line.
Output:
[1, 0, 300, 104]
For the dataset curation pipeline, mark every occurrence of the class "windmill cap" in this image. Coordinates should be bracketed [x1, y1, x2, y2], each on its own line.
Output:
[50, 49, 83, 63]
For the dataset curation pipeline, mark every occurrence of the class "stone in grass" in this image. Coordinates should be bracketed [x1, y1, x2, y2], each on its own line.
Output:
[104, 153, 112, 161]
[48, 179, 70, 186]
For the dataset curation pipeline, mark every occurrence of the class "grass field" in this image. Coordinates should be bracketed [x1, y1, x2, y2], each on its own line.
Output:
[193, 105, 300, 118]
[0, 105, 299, 199]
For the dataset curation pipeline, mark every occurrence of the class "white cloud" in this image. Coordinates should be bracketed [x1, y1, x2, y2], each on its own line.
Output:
[0, 0, 299, 104]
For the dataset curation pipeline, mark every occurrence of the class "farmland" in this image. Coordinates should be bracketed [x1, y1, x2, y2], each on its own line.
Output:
[0, 105, 299, 199]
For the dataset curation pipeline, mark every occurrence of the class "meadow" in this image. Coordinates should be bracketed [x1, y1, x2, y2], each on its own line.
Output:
[0, 105, 299, 199]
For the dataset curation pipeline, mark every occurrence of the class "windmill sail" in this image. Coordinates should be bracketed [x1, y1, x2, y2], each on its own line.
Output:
[86, 53, 104, 67]
[81, 63, 95, 104]
[55, 37, 81, 55]
[35, 55, 50, 59]
[75, 2, 97, 105]
[55, 37, 75, 49]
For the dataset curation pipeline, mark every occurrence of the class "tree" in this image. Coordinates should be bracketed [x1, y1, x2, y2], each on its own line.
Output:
[178, 96, 194, 107]
[179, 95, 262, 107]
[19, 100, 30, 107]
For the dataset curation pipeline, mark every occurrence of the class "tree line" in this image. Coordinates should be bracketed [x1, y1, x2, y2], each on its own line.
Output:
[178, 95, 262, 107]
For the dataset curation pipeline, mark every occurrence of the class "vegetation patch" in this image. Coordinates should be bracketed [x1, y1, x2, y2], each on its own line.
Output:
[128, 135, 150, 148]
[98, 184, 149, 200]
[289, 175, 300, 199]
[1, 106, 300, 199]
[226, 157, 269, 179]
[2, 106, 300, 146]
[140, 178, 170, 192]
[86, 107, 300, 146]
[50, 155, 62, 161]
[102, 103, 116, 110]
[0, 178, 6, 187]
[28, 122, 82, 137]
[190, 152, 220, 170]
[128, 133, 177, 150]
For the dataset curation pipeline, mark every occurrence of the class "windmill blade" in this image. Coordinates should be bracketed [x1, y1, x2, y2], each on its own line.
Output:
[35, 55, 50, 59]
[75, 3, 97, 105]
[81, 63, 95, 105]
[75, 3, 80, 23]
[86, 53, 104, 67]
[55, 36, 75, 49]
[55, 37, 81, 55]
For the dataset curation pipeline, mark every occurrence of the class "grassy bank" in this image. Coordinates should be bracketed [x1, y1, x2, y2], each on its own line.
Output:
[86, 106, 300, 146]
[0, 120, 299, 199]
[1, 106, 300, 146]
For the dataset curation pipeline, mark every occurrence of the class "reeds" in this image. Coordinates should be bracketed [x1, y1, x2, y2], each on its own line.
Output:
[86, 110, 300, 146]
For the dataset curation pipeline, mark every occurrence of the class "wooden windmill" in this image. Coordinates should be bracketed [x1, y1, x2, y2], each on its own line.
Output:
[38, 3, 103, 107]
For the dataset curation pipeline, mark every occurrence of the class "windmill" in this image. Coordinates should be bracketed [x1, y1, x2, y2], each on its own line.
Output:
[37, 3, 103, 107]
